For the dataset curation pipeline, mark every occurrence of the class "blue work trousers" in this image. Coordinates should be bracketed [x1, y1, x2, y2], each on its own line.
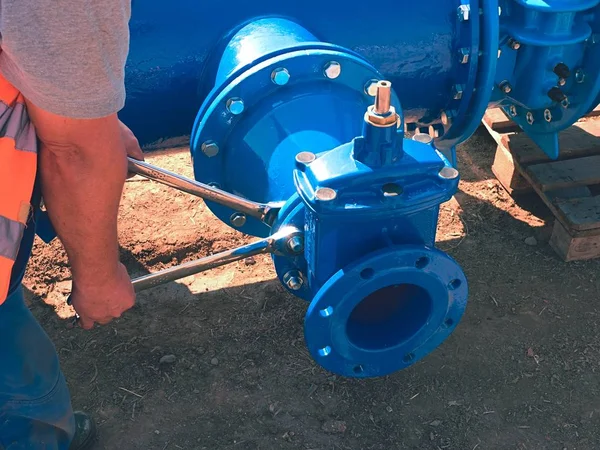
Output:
[0, 286, 76, 449]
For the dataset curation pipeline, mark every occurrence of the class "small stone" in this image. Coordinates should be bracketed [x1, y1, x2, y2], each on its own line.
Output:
[243, 257, 256, 266]
[430, 420, 442, 427]
[211, 357, 219, 366]
[159, 354, 176, 364]
[154, 430, 160, 435]
[194, 389, 200, 394]
[322, 420, 347, 434]
[524, 236, 537, 246]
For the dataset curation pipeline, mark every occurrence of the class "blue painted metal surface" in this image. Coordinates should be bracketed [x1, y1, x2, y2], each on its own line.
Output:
[123, 0, 600, 159]
[116, 1, 600, 378]
[189, 18, 400, 236]
[267, 87, 467, 377]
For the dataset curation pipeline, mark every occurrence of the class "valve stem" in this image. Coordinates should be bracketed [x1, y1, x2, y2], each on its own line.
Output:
[373, 81, 392, 115]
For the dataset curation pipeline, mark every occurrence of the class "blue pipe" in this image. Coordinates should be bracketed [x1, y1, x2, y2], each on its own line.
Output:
[123, 0, 600, 159]
[122, 0, 459, 148]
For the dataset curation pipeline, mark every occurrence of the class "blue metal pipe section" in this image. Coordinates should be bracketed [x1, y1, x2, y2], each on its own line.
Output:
[117, 1, 600, 378]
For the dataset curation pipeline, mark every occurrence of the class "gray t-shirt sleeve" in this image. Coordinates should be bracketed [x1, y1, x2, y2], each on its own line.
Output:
[0, 0, 131, 119]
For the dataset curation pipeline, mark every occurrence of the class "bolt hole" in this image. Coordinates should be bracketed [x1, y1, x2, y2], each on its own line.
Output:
[415, 257, 430, 269]
[360, 268, 375, 280]
[353, 365, 364, 374]
[382, 183, 403, 197]
[445, 318, 454, 327]
[403, 353, 415, 363]
[320, 306, 334, 317]
[448, 279, 462, 290]
[318, 346, 332, 357]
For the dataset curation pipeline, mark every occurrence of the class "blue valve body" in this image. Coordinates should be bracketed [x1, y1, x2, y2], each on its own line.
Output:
[270, 115, 468, 378]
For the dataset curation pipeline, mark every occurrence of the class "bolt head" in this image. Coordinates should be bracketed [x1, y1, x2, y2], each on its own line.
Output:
[324, 61, 341, 79]
[441, 111, 453, 125]
[295, 151, 316, 170]
[452, 84, 464, 100]
[458, 48, 470, 64]
[500, 81, 512, 94]
[271, 68, 290, 86]
[364, 79, 379, 97]
[315, 187, 337, 202]
[558, 78, 566, 87]
[284, 271, 303, 291]
[508, 39, 521, 50]
[526, 112, 534, 125]
[230, 213, 247, 227]
[226, 97, 245, 115]
[457, 4, 470, 21]
[287, 236, 304, 254]
[201, 141, 219, 158]
[428, 124, 443, 138]
[412, 133, 433, 145]
[439, 167, 459, 180]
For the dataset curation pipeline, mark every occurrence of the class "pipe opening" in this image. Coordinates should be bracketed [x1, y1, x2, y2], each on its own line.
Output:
[346, 284, 433, 351]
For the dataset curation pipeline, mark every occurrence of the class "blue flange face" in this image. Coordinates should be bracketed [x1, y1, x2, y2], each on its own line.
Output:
[190, 46, 400, 237]
[303, 245, 468, 378]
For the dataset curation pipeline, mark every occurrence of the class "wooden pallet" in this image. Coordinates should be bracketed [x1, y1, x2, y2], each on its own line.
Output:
[482, 107, 600, 262]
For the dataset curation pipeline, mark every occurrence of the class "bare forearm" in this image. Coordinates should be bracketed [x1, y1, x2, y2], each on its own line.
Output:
[37, 118, 127, 286]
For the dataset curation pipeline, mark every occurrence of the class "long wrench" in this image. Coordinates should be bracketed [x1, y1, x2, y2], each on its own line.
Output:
[127, 157, 280, 226]
[131, 226, 299, 292]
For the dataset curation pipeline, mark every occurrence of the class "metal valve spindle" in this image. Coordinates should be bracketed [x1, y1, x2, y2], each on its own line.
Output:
[373, 81, 392, 115]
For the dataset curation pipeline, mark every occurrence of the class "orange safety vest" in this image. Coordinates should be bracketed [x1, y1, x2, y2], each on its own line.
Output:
[0, 72, 37, 304]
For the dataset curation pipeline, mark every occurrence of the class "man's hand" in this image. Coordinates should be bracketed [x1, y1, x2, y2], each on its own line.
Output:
[70, 262, 135, 329]
[120, 119, 144, 156]
[25, 100, 140, 329]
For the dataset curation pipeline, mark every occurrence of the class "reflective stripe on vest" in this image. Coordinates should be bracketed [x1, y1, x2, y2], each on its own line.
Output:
[0, 73, 37, 304]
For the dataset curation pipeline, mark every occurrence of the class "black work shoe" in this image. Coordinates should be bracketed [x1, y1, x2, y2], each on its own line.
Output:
[69, 411, 97, 450]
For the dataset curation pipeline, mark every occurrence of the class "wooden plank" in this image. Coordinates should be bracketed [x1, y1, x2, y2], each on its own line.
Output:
[526, 155, 600, 192]
[501, 119, 600, 165]
[554, 195, 600, 231]
[482, 105, 600, 137]
[520, 166, 592, 232]
[482, 108, 521, 134]
[491, 142, 532, 194]
[549, 219, 600, 262]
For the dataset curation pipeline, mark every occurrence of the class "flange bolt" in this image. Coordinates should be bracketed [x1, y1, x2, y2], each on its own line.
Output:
[271, 68, 290, 86]
[284, 271, 303, 291]
[553, 63, 570, 79]
[230, 213, 247, 227]
[548, 87, 567, 103]
[508, 38, 521, 50]
[287, 236, 304, 254]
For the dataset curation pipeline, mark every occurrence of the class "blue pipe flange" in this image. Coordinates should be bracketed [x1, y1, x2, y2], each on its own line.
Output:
[494, 0, 600, 159]
[190, 18, 400, 237]
[437, 0, 500, 150]
[304, 245, 468, 378]
[269, 192, 311, 301]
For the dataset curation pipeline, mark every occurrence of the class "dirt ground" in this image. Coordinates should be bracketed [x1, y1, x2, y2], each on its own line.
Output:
[23, 127, 600, 450]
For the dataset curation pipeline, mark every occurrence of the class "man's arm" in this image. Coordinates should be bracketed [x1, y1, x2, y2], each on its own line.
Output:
[26, 104, 142, 329]
[0, 0, 139, 328]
